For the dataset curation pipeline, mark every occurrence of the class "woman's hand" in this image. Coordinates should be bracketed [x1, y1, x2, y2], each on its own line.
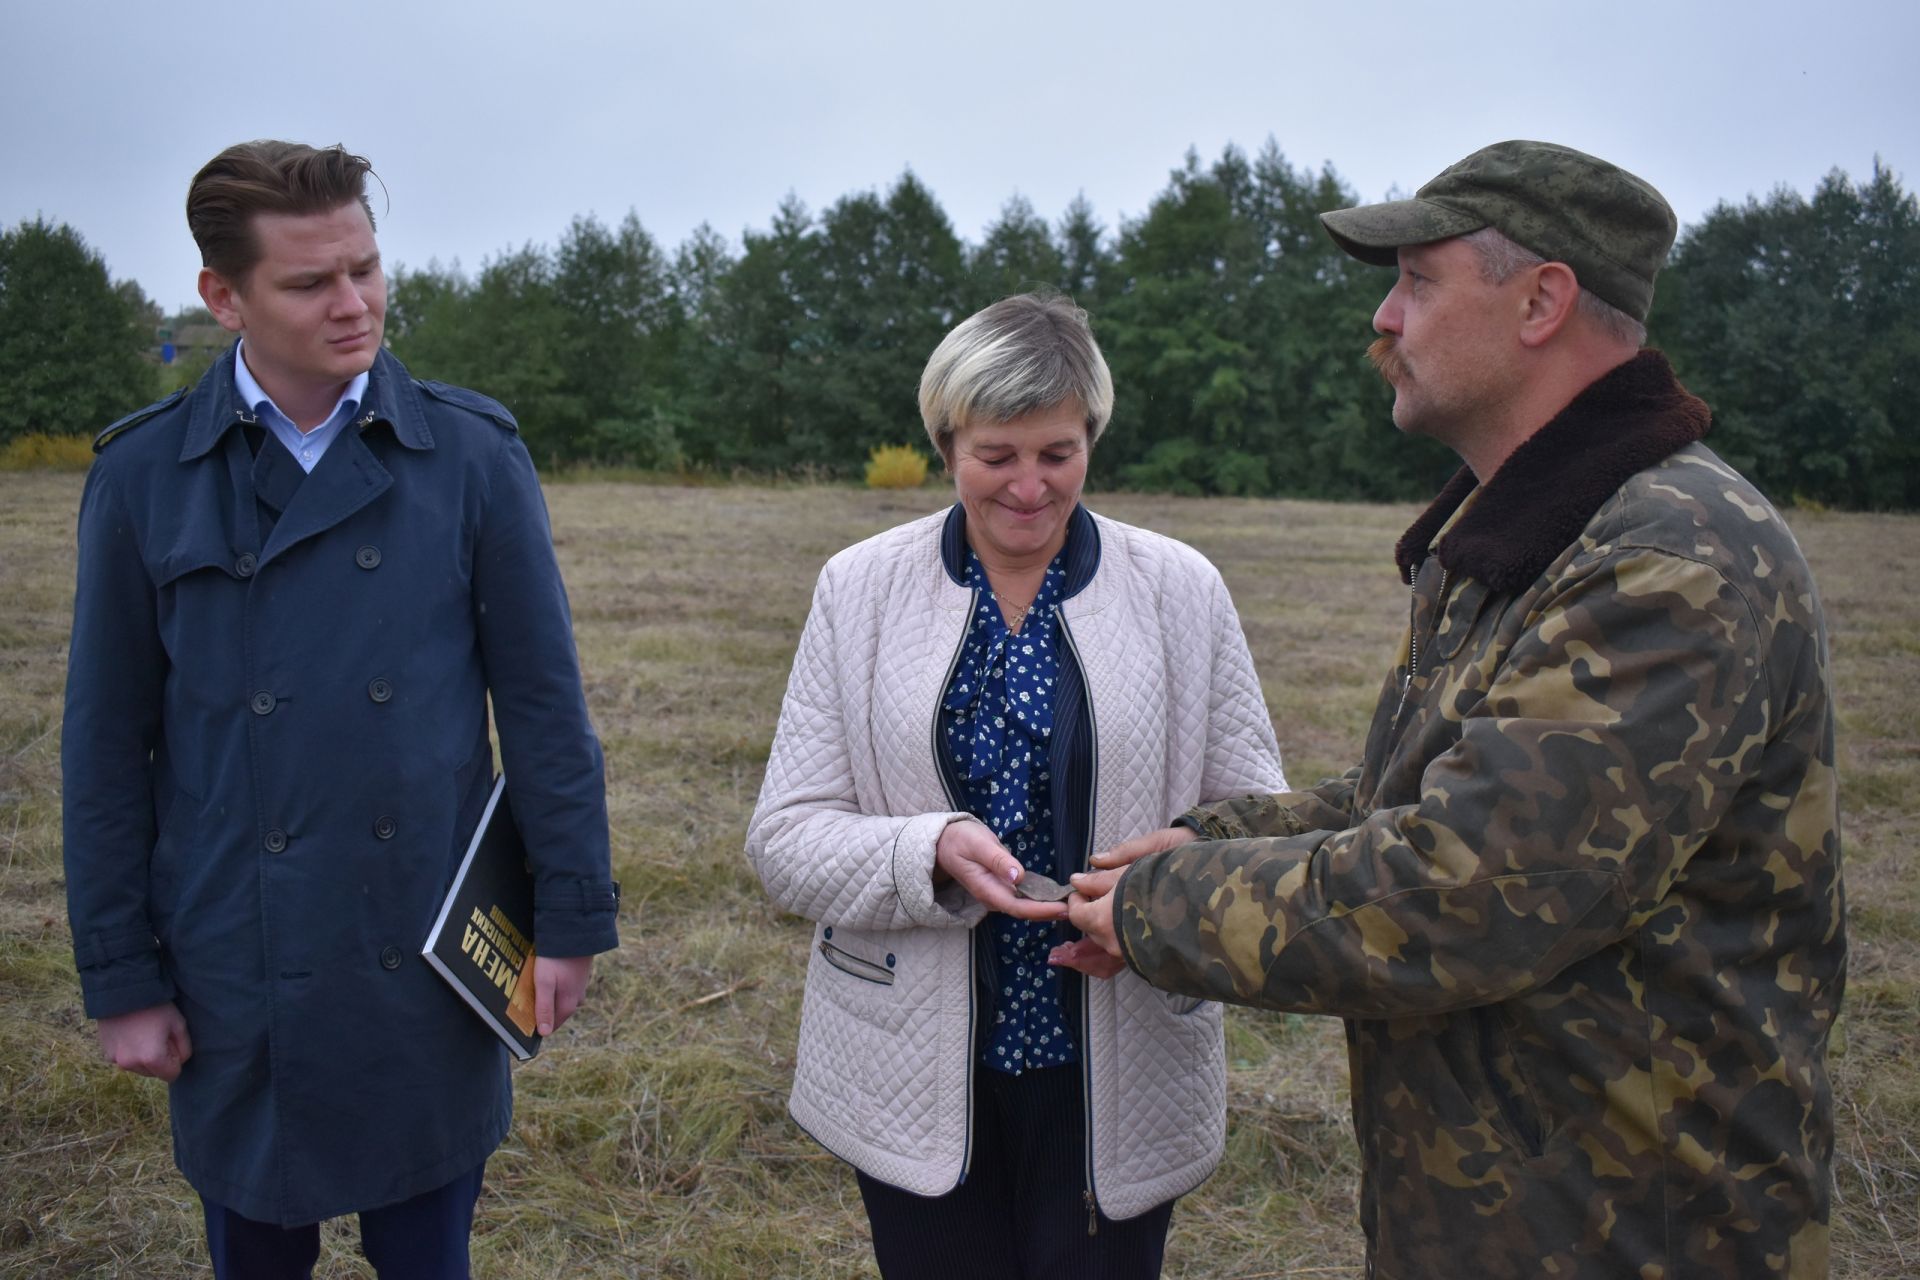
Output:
[935, 818, 1069, 922]
[1047, 935, 1124, 980]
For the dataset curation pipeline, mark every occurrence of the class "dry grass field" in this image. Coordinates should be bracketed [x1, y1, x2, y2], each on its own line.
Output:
[2, 472, 1915, 1278]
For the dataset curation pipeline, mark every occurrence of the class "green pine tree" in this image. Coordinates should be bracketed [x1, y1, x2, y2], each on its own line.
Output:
[0, 218, 158, 442]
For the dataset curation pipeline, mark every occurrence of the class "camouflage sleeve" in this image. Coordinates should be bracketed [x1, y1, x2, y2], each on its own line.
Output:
[1118, 548, 1769, 1016]
[1183, 767, 1364, 840]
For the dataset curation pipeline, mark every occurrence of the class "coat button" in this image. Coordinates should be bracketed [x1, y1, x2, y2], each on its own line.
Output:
[235, 553, 257, 578]
[373, 815, 397, 840]
[263, 828, 288, 853]
[380, 946, 402, 970]
[368, 678, 393, 703]
[355, 545, 381, 570]
[250, 691, 277, 715]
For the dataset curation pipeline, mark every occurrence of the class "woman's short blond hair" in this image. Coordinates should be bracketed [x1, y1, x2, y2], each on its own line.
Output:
[918, 292, 1114, 463]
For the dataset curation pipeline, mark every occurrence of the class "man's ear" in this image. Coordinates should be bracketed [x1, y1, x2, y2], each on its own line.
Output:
[1517, 261, 1580, 348]
[199, 267, 247, 335]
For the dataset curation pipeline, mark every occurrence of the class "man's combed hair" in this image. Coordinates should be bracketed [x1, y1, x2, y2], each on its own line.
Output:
[1461, 227, 1649, 349]
[918, 292, 1115, 461]
[187, 141, 377, 283]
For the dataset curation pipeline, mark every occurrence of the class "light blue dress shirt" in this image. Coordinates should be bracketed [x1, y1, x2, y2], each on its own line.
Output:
[232, 340, 369, 474]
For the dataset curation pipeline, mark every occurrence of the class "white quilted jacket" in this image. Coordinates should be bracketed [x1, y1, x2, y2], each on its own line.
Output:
[746, 508, 1286, 1219]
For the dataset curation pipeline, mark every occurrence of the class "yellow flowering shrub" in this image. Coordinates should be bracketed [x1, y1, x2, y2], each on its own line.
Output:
[0, 432, 95, 471]
[864, 443, 929, 489]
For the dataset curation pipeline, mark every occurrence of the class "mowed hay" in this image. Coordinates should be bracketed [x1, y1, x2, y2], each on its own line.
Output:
[2, 473, 1915, 1277]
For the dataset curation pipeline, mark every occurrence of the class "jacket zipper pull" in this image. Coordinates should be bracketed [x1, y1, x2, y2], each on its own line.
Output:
[1084, 1187, 1098, 1236]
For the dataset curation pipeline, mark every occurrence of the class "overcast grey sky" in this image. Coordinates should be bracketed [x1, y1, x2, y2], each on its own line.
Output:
[6, 0, 1914, 313]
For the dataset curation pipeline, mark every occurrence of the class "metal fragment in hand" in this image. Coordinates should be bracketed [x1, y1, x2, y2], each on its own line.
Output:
[1013, 871, 1073, 902]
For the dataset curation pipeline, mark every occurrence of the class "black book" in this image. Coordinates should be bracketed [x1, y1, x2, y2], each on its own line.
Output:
[422, 775, 542, 1060]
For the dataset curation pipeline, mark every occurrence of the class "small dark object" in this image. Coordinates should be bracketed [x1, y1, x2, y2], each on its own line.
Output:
[1013, 871, 1073, 902]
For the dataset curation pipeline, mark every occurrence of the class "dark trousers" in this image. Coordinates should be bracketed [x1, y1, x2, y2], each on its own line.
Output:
[857, 1064, 1175, 1280]
[200, 1161, 486, 1280]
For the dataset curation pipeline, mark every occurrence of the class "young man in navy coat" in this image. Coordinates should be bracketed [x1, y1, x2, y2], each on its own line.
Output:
[61, 140, 619, 1279]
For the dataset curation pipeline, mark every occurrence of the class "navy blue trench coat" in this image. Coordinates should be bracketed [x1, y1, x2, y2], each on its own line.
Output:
[61, 346, 619, 1225]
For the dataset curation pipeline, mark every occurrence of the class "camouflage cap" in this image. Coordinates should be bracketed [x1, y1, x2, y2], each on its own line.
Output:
[1319, 140, 1677, 321]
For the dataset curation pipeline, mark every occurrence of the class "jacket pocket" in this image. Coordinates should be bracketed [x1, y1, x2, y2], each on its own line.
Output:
[1474, 1005, 1544, 1158]
[818, 929, 896, 986]
[154, 546, 246, 588]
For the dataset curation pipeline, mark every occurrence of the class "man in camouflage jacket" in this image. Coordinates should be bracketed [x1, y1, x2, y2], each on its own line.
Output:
[1062, 141, 1845, 1279]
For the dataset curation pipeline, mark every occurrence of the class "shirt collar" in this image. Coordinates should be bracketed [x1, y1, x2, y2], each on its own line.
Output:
[179, 343, 434, 461]
[233, 339, 369, 432]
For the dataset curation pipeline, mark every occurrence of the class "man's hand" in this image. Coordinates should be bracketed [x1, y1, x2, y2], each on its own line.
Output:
[935, 818, 1069, 922]
[532, 954, 593, 1037]
[1054, 826, 1201, 979]
[1059, 867, 1127, 976]
[97, 1003, 192, 1082]
[1089, 823, 1198, 871]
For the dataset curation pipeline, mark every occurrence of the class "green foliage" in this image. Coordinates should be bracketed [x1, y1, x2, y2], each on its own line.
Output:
[0, 431, 94, 471]
[675, 175, 966, 476]
[1094, 142, 1454, 500]
[155, 306, 225, 394]
[388, 211, 685, 466]
[1123, 438, 1271, 496]
[317, 145, 1920, 508]
[1651, 159, 1920, 510]
[1057, 194, 1108, 304]
[863, 443, 929, 489]
[593, 408, 685, 471]
[968, 195, 1065, 306]
[159, 349, 217, 395]
[803, 173, 967, 470]
[0, 218, 158, 442]
[388, 249, 565, 461]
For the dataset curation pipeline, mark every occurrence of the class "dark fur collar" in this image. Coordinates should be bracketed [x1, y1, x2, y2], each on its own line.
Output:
[1394, 349, 1712, 592]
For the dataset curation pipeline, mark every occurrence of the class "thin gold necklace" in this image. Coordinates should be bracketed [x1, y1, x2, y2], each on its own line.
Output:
[992, 591, 1036, 631]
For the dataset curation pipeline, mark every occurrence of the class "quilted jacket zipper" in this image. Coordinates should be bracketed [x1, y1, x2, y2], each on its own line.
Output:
[1055, 606, 1101, 1235]
[931, 587, 980, 1185]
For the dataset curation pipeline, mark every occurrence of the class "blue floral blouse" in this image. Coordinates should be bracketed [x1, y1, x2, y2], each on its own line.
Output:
[941, 546, 1077, 1075]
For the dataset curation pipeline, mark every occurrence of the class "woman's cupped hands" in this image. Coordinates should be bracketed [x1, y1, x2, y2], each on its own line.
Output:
[933, 817, 1071, 923]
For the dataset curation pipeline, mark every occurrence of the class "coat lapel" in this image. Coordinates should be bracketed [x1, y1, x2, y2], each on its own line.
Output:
[251, 432, 305, 519]
[257, 426, 392, 568]
[252, 352, 429, 568]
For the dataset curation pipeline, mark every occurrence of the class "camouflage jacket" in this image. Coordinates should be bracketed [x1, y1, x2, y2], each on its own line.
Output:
[1116, 352, 1845, 1279]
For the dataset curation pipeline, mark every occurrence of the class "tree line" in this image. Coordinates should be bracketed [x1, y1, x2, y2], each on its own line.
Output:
[5, 143, 1915, 508]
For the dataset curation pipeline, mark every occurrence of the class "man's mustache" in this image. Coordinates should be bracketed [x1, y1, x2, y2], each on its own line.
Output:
[1367, 336, 1407, 384]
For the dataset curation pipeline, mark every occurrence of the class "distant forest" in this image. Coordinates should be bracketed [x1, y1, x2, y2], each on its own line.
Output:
[8, 141, 1916, 508]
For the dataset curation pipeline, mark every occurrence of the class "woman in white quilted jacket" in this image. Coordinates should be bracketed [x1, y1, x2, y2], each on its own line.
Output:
[746, 292, 1287, 1278]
